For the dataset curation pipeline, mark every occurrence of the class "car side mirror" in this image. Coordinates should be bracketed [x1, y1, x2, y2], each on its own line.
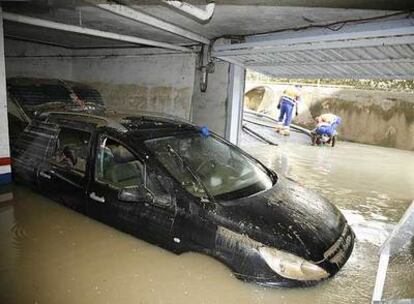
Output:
[118, 185, 154, 203]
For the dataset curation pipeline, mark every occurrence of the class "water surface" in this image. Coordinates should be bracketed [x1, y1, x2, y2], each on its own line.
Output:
[0, 135, 413, 304]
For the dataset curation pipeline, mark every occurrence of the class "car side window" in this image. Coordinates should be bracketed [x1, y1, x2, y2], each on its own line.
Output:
[95, 136, 173, 206]
[95, 137, 144, 188]
[53, 127, 91, 173]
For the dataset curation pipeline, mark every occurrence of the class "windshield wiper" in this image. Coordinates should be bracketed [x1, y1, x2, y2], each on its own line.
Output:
[165, 144, 215, 206]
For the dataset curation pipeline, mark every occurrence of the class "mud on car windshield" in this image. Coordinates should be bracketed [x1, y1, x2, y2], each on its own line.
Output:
[145, 132, 274, 200]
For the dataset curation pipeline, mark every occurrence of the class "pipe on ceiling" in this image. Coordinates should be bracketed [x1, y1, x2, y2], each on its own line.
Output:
[163, 1, 215, 22]
[93, 3, 210, 44]
[3, 12, 194, 53]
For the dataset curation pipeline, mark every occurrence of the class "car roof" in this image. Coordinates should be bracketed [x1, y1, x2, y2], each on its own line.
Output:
[39, 111, 198, 134]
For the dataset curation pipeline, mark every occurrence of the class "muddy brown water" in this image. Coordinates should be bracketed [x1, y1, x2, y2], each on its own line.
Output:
[1, 139, 413, 304]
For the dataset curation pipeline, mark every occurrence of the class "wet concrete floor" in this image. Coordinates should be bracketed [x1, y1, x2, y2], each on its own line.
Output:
[1, 136, 414, 304]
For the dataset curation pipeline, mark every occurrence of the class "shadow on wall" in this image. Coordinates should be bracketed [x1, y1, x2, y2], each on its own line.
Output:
[244, 84, 414, 151]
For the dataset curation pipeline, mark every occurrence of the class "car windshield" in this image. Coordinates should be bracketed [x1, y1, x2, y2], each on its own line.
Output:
[145, 132, 273, 200]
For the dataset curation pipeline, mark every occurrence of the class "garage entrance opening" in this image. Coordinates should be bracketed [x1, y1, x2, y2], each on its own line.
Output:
[243, 70, 414, 150]
[240, 69, 414, 303]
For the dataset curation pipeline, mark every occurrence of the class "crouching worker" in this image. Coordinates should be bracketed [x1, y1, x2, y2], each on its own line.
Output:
[276, 85, 301, 136]
[311, 113, 342, 147]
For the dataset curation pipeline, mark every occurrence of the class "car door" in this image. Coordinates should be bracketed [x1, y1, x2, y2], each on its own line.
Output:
[37, 126, 92, 213]
[86, 134, 177, 247]
[12, 120, 59, 185]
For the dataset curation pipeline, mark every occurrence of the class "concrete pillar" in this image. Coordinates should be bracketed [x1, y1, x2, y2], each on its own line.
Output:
[191, 61, 245, 145]
[225, 64, 245, 145]
[0, 7, 12, 202]
[191, 61, 231, 137]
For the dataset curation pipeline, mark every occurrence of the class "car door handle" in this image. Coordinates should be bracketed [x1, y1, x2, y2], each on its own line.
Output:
[89, 192, 105, 203]
[39, 170, 54, 179]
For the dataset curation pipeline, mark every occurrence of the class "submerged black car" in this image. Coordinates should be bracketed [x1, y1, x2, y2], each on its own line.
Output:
[11, 112, 354, 287]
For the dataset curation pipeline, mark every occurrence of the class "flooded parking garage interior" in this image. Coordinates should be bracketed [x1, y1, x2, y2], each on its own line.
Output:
[1, 1, 414, 303]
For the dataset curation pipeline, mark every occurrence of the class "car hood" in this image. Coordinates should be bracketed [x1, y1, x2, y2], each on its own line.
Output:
[209, 177, 347, 262]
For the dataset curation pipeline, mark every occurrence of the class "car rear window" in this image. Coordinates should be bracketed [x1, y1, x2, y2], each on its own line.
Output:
[8, 84, 72, 106]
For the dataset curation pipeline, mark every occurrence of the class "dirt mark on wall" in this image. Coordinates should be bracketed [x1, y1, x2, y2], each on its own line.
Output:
[86, 83, 192, 120]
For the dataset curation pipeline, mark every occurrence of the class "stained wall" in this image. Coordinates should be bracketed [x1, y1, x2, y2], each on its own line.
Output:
[5, 39, 197, 120]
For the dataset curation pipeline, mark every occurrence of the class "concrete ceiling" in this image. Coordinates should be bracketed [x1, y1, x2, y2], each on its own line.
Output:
[131, 5, 400, 39]
[2, 1, 410, 48]
[3, 1, 414, 79]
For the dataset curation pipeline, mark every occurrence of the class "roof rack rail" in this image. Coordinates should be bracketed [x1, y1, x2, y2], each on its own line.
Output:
[39, 111, 128, 132]
[106, 110, 194, 125]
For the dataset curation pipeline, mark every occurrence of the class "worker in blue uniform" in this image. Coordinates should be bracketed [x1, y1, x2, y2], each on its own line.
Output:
[311, 113, 342, 146]
[276, 85, 301, 136]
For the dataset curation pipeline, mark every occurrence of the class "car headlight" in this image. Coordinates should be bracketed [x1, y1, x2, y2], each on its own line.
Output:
[258, 246, 329, 281]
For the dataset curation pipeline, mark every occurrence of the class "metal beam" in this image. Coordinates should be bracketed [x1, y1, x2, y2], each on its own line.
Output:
[3, 12, 193, 53]
[4, 34, 72, 49]
[216, 27, 414, 53]
[246, 58, 414, 67]
[216, 18, 414, 52]
[94, 3, 210, 45]
[225, 64, 245, 145]
[372, 200, 414, 303]
[216, 56, 244, 66]
[253, 67, 414, 80]
[213, 18, 414, 58]
[214, 36, 414, 57]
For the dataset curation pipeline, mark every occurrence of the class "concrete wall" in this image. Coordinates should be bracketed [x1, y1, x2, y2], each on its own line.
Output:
[5, 39, 197, 120]
[5, 40, 74, 80]
[72, 54, 196, 119]
[5, 39, 234, 137]
[246, 82, 414, 151]
[191, 60, 230, 136]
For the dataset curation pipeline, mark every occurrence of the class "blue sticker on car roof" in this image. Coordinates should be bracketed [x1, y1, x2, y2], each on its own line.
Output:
[201, 126, 210, 137]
